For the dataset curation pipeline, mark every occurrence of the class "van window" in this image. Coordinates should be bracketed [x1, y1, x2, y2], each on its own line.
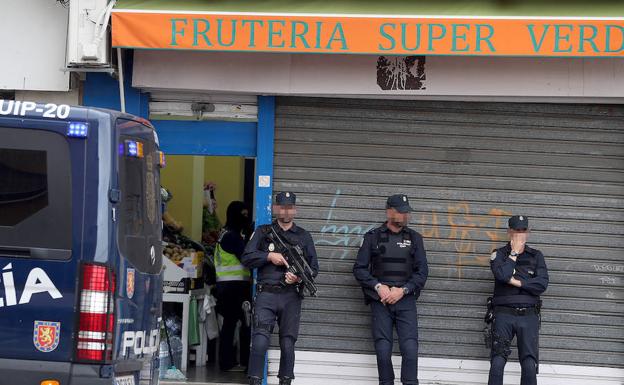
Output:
[0, 127, 71, 258]
[0, 149, 47, 226]
[118, 126, 162, 273]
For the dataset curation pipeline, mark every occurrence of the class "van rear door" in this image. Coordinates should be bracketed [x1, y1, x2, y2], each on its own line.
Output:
[0, 124, 83, 362]
[114, 119, 163, 367]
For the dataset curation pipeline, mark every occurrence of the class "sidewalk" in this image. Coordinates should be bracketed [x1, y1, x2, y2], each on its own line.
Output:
[160, 363, 247, 385]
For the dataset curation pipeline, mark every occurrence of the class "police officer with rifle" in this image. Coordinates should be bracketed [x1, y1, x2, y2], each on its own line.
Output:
[241, 192, 319, 385]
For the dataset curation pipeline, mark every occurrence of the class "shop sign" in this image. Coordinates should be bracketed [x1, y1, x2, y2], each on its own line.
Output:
[113, 11, 624, 57]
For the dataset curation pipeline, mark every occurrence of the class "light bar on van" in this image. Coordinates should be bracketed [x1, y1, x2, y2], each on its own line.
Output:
[158, 151, 166, 168]
[66, 122, 89, 138]
[124, 140, 144, 158]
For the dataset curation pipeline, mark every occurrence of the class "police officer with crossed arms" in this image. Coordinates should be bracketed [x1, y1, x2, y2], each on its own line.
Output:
[353, 194, 429, 385]
[241, 192, 319, 385]
[488, 215, 549, 385]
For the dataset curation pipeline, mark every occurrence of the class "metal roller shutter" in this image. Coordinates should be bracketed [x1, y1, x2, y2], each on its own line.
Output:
[273, 97, 624, 368]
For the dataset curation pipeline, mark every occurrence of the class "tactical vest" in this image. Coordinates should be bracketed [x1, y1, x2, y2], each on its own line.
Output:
[214, 230, 250, 282]
[371, 229, 414, 286]
[492, 246, 539, 306]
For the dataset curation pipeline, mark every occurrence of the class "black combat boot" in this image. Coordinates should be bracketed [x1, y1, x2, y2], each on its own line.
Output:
[248, 377, 263, 385]
[279, 377, 293, 385]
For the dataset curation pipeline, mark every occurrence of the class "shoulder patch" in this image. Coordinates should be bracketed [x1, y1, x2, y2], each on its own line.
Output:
[490, 251, 497, 261]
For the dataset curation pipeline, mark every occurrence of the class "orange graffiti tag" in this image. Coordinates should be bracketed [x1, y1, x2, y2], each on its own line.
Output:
[418, 202, 512, 279]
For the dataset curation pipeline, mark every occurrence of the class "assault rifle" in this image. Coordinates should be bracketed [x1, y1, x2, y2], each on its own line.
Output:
[268, 226, 318, 297]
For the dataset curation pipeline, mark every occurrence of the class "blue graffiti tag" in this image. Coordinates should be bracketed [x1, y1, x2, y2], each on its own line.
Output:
[316, 189, 376, 259]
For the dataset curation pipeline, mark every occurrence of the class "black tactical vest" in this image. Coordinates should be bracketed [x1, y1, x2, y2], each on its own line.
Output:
[492, 245, 539, 306]
[371, 228, 414, 287]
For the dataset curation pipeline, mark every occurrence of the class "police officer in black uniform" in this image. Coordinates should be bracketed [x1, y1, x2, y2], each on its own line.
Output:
[488, 215, 549, 385]
[353, 194, 428, 385]
[241, 192, 319, 385]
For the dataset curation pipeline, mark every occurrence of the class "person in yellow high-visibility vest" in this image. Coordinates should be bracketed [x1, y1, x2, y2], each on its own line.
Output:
[214, 201, 252, 371]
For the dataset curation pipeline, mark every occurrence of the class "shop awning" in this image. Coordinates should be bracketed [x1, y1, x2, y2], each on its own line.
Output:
[112, 0, 624, 57]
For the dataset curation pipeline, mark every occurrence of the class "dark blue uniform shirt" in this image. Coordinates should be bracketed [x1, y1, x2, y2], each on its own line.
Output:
[490, 243, 549, 307]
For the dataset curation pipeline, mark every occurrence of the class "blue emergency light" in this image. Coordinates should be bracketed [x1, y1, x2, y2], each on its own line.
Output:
[127, 141, 138, 155]
[124, 140, 144, 158]
[66, 122, 89, 138]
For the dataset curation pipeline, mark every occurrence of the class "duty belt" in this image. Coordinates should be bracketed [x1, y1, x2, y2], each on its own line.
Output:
[257, 283, 297, 293]
[495, 306, 539, 316]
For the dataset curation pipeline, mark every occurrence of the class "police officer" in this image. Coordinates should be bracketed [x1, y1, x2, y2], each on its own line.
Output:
[214, 201, 252, 371]
[488, 215, 549, 385]
[353, 194, 428, 385]
[241, 192, 319, 385]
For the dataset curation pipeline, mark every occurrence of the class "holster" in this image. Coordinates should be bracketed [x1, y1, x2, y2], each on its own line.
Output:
[483, 296, 494, 349]
[483, 325, 493, 349]
[484, 296, 495, 324]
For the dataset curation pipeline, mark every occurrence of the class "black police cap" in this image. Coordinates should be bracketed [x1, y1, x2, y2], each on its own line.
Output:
[275, 191, 296, 205]
[508, 215, 529, 230]
[386, 194, 413, 213]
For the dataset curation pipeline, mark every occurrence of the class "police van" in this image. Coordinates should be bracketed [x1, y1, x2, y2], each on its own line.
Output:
[0, 100, 164, 385]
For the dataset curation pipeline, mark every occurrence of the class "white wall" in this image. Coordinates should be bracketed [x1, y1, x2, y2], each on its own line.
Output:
[1, 0, 70, 91]
[15, 89, 80, 105]
[133, 50, 624, 102]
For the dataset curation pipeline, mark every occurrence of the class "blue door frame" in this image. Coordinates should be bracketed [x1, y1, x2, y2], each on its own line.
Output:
[83, 55, 274, 384]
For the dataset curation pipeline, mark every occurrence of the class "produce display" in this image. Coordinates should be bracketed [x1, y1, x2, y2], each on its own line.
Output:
[163, 243, 198, 263]
[162, 211, 206, 279]
[159, 182, 218, 285]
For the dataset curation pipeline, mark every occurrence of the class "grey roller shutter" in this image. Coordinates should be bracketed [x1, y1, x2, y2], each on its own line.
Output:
[273, 97, 624, 368]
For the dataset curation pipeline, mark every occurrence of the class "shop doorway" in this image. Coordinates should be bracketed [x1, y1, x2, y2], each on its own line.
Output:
[160, 155, 254, 384]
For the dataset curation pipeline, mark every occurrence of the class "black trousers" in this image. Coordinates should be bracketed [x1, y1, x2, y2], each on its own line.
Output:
[488, 309, 540, 385]
[247, 287, 302, 380]
[215, 280, 252, 370]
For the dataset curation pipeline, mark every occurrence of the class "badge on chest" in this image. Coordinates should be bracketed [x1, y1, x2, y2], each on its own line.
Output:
[397, 239, 412, 248]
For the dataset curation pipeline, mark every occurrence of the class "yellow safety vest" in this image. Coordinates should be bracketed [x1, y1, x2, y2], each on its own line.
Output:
[214, 233, 250, 282]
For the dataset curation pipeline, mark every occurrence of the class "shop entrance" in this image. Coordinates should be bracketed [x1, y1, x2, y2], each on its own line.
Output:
[160, 155, 254, 385]
[146, 93, 274, 384]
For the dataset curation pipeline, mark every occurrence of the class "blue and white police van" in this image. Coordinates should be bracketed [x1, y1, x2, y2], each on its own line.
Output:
[0, 100, 164, 385]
